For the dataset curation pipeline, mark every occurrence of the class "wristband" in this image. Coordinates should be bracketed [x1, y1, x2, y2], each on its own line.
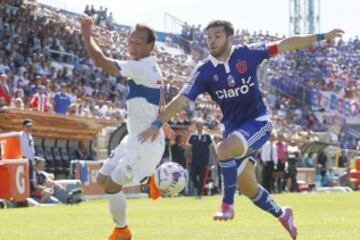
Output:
[316, 33, 326, 41]
[151, 119, 163, 129]
[268, 43, 278, 56]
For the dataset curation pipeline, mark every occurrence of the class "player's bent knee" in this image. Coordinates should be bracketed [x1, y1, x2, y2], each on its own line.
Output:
[217, 135, 246, 160]
[96, 173, 107, 185]
[104, 177, 122, 194]
[216, 142, 233, 160]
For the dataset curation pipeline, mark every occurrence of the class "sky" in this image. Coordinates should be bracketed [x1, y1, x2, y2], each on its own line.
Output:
[38, 0, 359, 39]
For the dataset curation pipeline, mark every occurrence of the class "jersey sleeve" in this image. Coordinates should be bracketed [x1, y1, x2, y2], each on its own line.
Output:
[247, 43, 270, 65]
[113, 60, 134, 78]
[180, 65, 207, 101]
[113, 59, 161, 85]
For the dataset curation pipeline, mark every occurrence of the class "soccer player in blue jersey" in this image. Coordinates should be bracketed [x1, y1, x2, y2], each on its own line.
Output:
[138, 20, 344, 239]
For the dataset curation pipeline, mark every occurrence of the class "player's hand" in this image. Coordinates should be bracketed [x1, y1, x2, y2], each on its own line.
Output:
[137, 126, 160, 143]
[80, 15, 93, 37]
[325, 29, 344, 40]
[162, 123, 175, 139]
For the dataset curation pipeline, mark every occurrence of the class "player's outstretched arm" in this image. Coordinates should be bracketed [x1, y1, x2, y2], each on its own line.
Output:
[80, 15, 119, 76]
[276, 29, 344, 54]
[137, 95, 190, 143]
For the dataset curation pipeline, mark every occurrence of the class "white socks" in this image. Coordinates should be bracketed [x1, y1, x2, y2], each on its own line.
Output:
[109, 191, 127, 228]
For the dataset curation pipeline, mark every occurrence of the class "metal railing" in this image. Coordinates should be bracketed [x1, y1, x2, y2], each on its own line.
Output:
[47, 50, 75, 64]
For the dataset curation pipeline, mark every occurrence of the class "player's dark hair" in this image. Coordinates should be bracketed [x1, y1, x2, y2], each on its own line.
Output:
[135, 24, 156, 45]
[205, 20, 234, 36]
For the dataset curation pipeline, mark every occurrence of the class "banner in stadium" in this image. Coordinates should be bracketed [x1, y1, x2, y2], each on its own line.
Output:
[310, 89, 360, 117]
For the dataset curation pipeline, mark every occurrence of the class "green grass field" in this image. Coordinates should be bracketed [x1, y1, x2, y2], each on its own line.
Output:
[1, 192, 359, 240]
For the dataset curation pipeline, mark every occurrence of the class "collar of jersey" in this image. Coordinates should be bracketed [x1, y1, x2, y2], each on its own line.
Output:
[135, 56, 153, 62]
[208, 46, 235, 73]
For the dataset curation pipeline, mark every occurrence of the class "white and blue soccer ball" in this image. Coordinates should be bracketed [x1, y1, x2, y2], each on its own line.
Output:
[155, 162, 186, 196]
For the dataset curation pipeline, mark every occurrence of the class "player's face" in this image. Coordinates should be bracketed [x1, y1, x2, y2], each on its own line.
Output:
[127, 29, 153, 60]
[206, 26, 232, 59]
[36, 161, 45, 170]
[195, 122, 204, 131]
[23, 125, 32, 133]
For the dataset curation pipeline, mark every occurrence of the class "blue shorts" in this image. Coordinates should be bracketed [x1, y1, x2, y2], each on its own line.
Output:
[226, 117, 272, 169]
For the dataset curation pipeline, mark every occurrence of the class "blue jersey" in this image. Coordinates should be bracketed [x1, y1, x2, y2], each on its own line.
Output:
[181, 43, 270, 134]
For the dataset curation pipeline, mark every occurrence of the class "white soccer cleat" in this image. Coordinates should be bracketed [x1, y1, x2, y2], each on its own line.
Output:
[213, 202, 234, 221]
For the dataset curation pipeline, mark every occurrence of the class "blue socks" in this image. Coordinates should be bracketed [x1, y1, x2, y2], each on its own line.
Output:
[220, 160, 283, 219]
[220, 159, 237, 205]
[251, 185, 283, 218]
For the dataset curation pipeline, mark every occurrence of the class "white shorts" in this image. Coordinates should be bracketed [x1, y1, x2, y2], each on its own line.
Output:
[99, 131, 165, 186]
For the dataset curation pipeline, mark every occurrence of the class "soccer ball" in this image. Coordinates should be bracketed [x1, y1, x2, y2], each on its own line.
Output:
[155, 162, 186, 195]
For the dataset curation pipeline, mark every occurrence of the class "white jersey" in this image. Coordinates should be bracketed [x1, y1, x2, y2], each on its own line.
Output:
[114, 56, 162, 135]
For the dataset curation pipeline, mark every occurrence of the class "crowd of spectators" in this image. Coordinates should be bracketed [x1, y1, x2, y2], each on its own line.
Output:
[180, 23, 322, 138]
[83, 5, 113, 30]
[0, 1, 132, 120]
[265, 38, 360, 149]
[266, 38, 360, 99]
[1, 1, 359, 150]
[181, 18, 360, 148]
[1, 1, 359, 197]
[182, 20, 360, 102]
[0, 1, 198, 123]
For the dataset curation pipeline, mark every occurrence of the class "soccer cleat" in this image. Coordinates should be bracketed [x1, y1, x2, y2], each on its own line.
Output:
[213, 202, 234, 221]
[148, 174, 161, 200]
[279, 207, 297, 240]
[107, 226, 132, 240]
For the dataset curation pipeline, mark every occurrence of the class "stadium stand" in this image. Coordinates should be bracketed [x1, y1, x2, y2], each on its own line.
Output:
[181, 20, 360, 148]
[0, 0, 359, 195]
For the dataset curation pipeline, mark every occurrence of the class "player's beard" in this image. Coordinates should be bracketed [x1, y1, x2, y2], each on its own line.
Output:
[210, 41, 231, 59]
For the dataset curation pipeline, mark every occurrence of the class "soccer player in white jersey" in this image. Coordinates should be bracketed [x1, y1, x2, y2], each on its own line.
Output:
[139, 19, 344, 239]
[81, 15, 165, 240]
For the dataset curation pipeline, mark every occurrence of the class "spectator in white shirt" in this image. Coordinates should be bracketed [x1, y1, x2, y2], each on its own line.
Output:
[20, 119, 35, 160]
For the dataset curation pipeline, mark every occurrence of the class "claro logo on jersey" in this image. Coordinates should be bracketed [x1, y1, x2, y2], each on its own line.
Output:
[216, 76, 254, 99]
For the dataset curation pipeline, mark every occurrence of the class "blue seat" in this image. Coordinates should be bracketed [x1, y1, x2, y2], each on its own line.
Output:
[68, 147, 79, 160]
[44, 147, 55, 172]
[34, 145, 45, 159]
[59, 147, 70, 169]
[52, 147, 64, 171]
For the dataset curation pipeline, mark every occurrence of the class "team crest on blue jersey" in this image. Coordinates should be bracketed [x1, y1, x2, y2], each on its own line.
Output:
[213, 74, 219, 82]
[227, 75, 236, 87]
[236, 60, 248, 74]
